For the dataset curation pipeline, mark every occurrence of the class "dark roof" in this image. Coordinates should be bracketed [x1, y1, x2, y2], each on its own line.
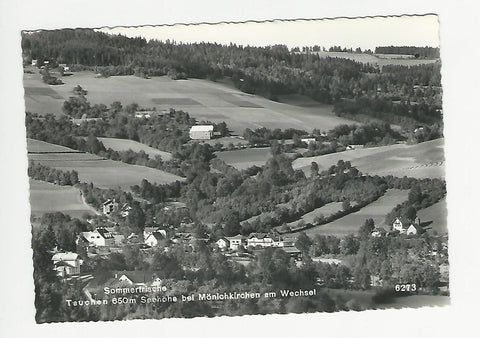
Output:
[148, 232, 165, 241]
[54, 260, 76, 268]
[96, 227, 113, 239]
[248, 233, 272, 239]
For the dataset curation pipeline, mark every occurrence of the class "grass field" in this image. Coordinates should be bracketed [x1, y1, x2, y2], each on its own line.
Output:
[23, 68, 356, 135]
[301, 189, 410, 237]
[27, 138, 83, 153]
[216, 147, 273, 170]
[293, 138, 445, 179]
[417, 198, 448, 235]
[29, 179, 98, 219]
[97, 137, 172, 161]
[27, 140, 184, 190]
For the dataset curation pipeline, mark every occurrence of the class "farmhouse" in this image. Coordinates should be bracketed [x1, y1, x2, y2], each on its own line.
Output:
[247, 233, 275, 248]
[392, 217, 422, 235]
[79, 228, 115, 247]
[103, 199, 119, 215]
[190, 125, 214, 140]
[52, 252, 83, 277]
[225, 235, 246, 251]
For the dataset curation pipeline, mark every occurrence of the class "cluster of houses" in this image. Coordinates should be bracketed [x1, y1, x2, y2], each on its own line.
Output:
[371, 216, 424, 238]
[216, 232, 302, 260]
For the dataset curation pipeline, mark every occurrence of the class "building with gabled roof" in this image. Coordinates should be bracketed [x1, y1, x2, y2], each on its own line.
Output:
[79, 227, 115, 247]
[145, 232, 167, 247]
[52, 252, 83, 277]
[216, 237, 230, 250]
[406, 223, 423, 236]
[392, 216, 422, 235]
[247, 233, 275, 248]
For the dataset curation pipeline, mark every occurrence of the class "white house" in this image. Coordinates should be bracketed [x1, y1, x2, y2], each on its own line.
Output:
[216, 238, 230, 250]
[301, 138, 316, 144]
[52, 252, 83, 277]
[392, 217, 407, 234]
[406, 224, 422, 236]
[225, 235, 245, 250]
[189, 125, 214, 140]
[247, 233, 275, 248]
[144, 232, 166, 247]
[79, 228, 115, 247]
[103, 199, 119, 215]
[31, 59, 38, 66]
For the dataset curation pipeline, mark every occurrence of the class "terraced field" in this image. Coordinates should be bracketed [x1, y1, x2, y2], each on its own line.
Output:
[29, 179, 98, 219]
[23, 69, 356, 135]
[27, 139, 184, 190]
[293, 138, 445, 179]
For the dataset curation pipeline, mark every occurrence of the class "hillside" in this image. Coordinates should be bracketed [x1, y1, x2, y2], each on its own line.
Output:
[293, 138, 445, 179]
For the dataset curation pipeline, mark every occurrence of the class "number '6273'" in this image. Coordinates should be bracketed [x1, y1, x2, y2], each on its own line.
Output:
[395, 284, 417, 292]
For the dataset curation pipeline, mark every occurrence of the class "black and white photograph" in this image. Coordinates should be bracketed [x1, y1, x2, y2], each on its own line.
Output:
[1, 0, 479, 336]
[21, 14, 451, 322]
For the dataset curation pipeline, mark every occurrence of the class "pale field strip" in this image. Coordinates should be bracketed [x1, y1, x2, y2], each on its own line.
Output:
[97, 137, 173, 161]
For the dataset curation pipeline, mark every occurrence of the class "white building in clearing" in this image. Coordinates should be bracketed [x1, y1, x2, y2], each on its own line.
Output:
[189, 125, 214, 140]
